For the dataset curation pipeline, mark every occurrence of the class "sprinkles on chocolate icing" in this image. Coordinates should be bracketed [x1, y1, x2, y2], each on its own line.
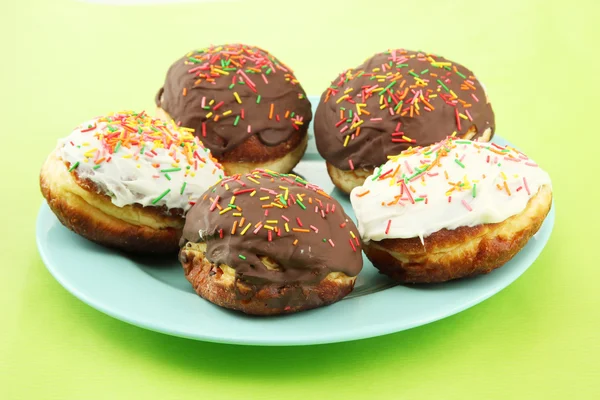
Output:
[315, 49, 495, 170]
[180, 170, 363, 285]
[156, 44, 312, 158]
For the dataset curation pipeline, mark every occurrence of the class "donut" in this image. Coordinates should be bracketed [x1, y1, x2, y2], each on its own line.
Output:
[350, 138, 552, 283]
[315, 49, 495, 194]
[178, 170, 363, 315]
[40, 111, 225, 254]
[155, 43, 312, 176]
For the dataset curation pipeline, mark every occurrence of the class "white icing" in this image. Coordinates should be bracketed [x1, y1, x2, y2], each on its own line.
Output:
[350, 138, 552, 242]
[57, 111, 224, 212]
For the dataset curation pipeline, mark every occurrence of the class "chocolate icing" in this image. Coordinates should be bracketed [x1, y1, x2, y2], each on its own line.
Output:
[314, 49, 495, 170]
[180, 171, 363, 285]
[156, 44, 313, 158]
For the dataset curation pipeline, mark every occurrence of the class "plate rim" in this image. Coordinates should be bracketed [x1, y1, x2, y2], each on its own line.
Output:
[36, 195, 555, 346]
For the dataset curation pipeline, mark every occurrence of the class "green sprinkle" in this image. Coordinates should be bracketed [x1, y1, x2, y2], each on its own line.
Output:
[165, 173, 171, 181]
[444, 66, 452, 71]
[228, 83, 235, 89]
[160, 168, 182, 173]
[455, 140, 473, 144]
[455, 159, 465, 168]
[180, 182, 187, 195]
[256, 95, 261, 104]
[382, 80, 397, 92]
[238, 255, 247, 260]
[233, 115, 240, 126]
[93, 164, 101, 170]
[322, 238, 327, 242]
[420, 69, 429, 74]
[472, 184, 477, 198]
[394, 100, 404, 111]
[290, 112, 295, 118]
[140, 145, 145, 154]
[408, 71, 420, 78]
[68, 161, 80, 172]
[348, 110, 353, 118]
[297, 200, 306, 210]
[228, 204, 236, 208]
[114, 140, 122, 153]
[396, 63, 409, 68]
[437, 79, 450, 92]
[266, 68, 272, 75]
[152, 188, 171, 205]
[415, 198, 425, 202]
[372, 166, 382, 181]
[456, 70, 467, 79]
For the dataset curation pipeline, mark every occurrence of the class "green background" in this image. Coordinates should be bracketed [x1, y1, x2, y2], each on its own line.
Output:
[2, 0, 599, 398]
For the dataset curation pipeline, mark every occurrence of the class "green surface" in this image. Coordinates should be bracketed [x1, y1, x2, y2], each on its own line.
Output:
[1, 0, 599, 398]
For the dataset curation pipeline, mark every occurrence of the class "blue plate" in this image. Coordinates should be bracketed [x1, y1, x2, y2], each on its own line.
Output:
[36, 97, 555, 346]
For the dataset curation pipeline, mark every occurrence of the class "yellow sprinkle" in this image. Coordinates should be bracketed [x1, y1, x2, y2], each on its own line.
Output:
[233, 92, 242, 103]
[240, 223, 252, 235]
[344, 87, 354, 94]
[450, 90, 458, 98]
[222, 110, 232, 116]
[501, 172, 508, 180]
[350, 231, 356, 239]
[372, 67, 381, 72]
[82, 142, 90, 146]
[459, 113, 468, 120]
[136, 164, 140, 168]
[230, 196, 236, 204]
[266, 220, 278, 224]
[336, 94, 349, 104]
[343, 135, 350, 147]
[451, 131, 457, 137]
[219, 207, 232, 215]
[264, 225, 275, 230]
[233, 212, 242, 217]
[271, 202, 284, 208]
[209, 99, 215, 105]
[83, 148, 98, 157]
[212, 67, 229, 75]
[225, 184, 229, 190]
[250, 190, 257, 197]
[260, 196, 270, 201]
[206, 112, 213, 119]
[284, 223, 290, 232]
[248, 177, 260, 184]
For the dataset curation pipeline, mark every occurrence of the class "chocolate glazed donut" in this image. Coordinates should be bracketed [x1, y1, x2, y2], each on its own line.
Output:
[156, 44, 313, 174]
[178, 171, 363, 315]
[314, 49, 495, 193]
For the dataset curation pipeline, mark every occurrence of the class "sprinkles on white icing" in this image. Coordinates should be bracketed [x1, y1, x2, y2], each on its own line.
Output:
[57, 111, 224, 212]
[350, 138, 552, 242]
